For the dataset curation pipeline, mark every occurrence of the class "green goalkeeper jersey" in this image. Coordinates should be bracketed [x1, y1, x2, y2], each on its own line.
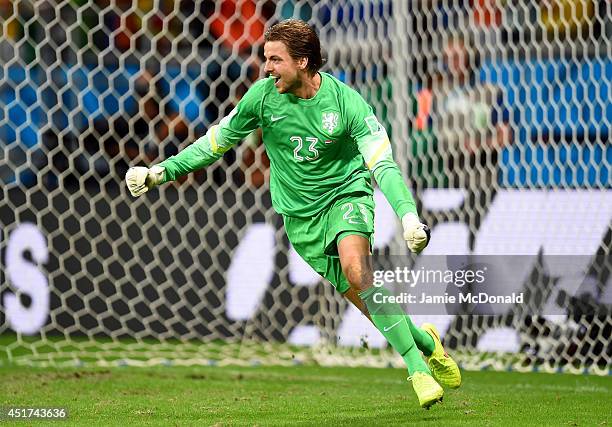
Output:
[159, 72, 417, 219]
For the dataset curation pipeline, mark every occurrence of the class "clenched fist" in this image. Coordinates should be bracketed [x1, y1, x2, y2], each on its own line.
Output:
[402, 213, 431, 253]
[125, 165, 165, 197]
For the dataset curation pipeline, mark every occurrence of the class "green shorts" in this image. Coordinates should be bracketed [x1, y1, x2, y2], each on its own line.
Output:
[283, 192, 375, 294]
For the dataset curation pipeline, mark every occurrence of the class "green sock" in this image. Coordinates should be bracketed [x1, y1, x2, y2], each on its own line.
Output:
[405, 317, 435, 357]
[359, 286, 430, 376]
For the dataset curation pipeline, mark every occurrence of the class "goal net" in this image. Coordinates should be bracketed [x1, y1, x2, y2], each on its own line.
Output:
[1, 0, 610, 375]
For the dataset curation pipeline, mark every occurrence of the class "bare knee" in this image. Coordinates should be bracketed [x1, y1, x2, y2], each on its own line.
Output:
[338, 234, 373, 292]
[342, 257, 373, 292]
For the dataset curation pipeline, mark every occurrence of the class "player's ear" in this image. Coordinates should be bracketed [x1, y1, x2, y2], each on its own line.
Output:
[296, 57, 308, 71]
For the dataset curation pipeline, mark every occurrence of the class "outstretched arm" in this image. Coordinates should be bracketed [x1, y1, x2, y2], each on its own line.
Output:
[125, 124, 227, 196]
[126, 79, 265, 196]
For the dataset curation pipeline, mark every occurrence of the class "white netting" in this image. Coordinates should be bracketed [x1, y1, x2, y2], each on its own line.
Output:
[1, 1, 610, 375]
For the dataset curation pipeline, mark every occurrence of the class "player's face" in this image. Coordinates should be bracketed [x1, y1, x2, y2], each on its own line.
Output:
[263, 41, 306, 94]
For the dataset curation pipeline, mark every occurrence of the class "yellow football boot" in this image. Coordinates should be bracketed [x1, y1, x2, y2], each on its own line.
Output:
[409, 371, 444, 409]
[422, 323, 462, 389]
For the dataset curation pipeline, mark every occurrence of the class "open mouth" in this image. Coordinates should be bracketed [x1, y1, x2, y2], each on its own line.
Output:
[271, 75, 281, 87]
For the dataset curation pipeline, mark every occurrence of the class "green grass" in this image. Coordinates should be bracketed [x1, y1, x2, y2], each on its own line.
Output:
[1, 365, 610, 426]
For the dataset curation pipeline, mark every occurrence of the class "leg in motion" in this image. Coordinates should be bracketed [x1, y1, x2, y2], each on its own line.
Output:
[337, 234, 443, 409]
[342, 288, 436, 357]
[342, 269, 461, 390]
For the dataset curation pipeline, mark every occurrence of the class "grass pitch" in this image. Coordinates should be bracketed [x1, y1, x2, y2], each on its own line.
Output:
[1, 364, 610, 426]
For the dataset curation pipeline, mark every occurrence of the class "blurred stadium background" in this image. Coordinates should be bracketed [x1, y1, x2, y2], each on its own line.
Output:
[1, 0, 610, 378]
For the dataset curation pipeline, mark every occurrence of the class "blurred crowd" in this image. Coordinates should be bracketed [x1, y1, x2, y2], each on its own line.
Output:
[0, 0, 608, 191]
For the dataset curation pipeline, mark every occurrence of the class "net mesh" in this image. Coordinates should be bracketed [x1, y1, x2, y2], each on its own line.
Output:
[1, 0, 610, 375]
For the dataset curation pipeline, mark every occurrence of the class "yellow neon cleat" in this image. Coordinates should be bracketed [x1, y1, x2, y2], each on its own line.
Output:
[409, 371, 444, 409]
[422, 323, 462, 389]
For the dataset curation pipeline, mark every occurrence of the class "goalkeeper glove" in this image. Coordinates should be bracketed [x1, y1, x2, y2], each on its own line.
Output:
[402, 213, 431, 253]
[125, 165, 165, 197]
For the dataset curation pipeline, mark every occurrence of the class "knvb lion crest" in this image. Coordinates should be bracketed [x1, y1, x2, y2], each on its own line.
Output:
[322, 112, 339, 134]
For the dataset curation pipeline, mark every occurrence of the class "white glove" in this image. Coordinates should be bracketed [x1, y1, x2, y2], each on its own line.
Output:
[125, 165, 165, 197]
[402, 213, 431, 253]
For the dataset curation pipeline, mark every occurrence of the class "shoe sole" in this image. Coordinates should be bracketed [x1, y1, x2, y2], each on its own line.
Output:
[423, 323, 462, 389]
[422, 395, 443, 410]
[430, 358, 461, 389]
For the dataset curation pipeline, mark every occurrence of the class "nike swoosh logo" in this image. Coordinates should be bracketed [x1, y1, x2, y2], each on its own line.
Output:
[383, 319, 403, 332]
[271, 115, 287, 122]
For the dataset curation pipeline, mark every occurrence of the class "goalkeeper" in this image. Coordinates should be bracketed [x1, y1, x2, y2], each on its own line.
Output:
[126, 19, 461, 409]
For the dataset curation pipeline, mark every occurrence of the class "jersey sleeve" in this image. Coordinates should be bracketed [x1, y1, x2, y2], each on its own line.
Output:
[346, 89, 417, 218]
[158, 79, 266, 182]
